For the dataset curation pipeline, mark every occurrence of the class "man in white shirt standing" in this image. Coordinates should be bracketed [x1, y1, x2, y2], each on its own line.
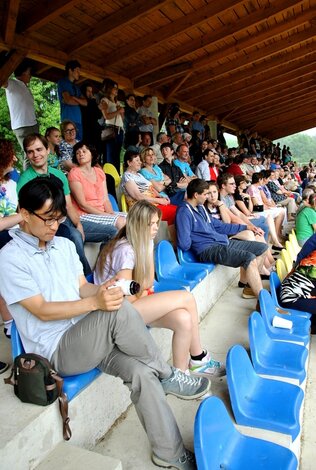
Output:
[2, 60, 39, 163]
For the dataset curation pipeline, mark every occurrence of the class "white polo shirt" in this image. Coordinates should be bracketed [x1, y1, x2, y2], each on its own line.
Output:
[0, 230, 86, 360]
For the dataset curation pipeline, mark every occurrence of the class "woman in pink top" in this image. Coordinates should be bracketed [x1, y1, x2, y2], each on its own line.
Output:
[68, 141, 126, 229]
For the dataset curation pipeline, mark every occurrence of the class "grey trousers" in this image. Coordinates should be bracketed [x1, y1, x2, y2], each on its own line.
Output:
[51, 300, 185, 461]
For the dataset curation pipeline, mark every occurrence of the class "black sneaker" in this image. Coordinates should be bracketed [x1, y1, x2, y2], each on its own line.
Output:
[152, 449, 197, 469]
[0, 361, 9, 374]
[161, 367, 210, 400]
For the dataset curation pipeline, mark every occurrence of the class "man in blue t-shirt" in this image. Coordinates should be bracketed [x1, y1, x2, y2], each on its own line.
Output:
[57, 60, 87, 140]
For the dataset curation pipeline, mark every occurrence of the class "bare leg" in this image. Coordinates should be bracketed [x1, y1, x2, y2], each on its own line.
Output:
[133, 291, 202, 371]
[0, 295, 12, 322]
[244, 259, 264, 297]
[265, 213, 283, 247]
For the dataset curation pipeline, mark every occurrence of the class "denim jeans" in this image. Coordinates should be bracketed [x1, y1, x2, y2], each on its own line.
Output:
[58, 218, 117, 276]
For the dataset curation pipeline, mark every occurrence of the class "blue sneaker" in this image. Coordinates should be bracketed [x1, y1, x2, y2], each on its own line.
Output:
[189, 352, 226, 377]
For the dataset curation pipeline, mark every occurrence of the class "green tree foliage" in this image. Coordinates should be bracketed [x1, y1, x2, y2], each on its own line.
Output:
[275, 133, 316, 164]
[0, 77, 60, 161]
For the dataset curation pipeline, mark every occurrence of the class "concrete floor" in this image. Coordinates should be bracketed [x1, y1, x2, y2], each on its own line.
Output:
[93, 279, 316, 469]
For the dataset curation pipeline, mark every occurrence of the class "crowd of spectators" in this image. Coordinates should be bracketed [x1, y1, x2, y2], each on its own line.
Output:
[1, 57, 316, 469]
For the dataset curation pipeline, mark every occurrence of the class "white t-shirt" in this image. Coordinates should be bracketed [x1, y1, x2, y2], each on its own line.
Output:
[5, 78, 37, 130]
[2, 179, 18, 210]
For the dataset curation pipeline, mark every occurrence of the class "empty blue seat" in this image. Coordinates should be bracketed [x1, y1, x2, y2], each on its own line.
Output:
[270, 272, 311, 319]
[226, 344, 304, 441]
[155, 240, 207, 290]
[11, 322, 101, 401]
[177, 247, 215, 274]
[249, 312, 308, 384]
[194, 396, 298, 470]
[259, 289, 310, 346]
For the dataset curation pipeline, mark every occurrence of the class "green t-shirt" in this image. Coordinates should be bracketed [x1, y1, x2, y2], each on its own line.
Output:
[295, 206, 316, 241]
[17, 166, 70, 196]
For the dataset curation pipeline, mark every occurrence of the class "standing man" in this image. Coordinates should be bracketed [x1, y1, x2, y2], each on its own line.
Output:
[58, 60, 87, 140]
[137, 95, 157, 144]
[2, 59, 39, 163]
[0, 176, 209, 470]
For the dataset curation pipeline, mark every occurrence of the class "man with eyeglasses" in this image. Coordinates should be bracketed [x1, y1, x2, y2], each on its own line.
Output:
[17, 134, 117, 276]
[0, 176, 210, 470]
[58, 60, 87, 140]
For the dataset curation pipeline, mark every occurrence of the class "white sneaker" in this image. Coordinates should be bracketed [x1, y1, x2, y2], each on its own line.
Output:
[189, 351, 226, 377]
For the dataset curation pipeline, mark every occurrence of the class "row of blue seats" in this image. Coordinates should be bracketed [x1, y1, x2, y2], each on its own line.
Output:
[194, 287, 311, 470]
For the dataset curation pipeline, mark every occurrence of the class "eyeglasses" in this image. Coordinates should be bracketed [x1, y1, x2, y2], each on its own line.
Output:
[64, 128, 76, 134]
[29, 211, 67, 226]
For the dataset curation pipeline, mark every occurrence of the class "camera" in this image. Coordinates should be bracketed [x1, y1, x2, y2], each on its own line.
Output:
[109, 279, 140, 296]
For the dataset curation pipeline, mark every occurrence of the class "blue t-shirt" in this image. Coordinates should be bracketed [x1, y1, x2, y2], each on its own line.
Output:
[57, 77, 82, 124]
[174, 159, 194, 177]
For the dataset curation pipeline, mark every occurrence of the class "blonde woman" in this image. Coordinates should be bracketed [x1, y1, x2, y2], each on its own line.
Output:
[94, 200, 225, 377]
[139, 147, 171, 198]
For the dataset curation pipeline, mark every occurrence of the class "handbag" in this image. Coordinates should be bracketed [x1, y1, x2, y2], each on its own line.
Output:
[101, 125, 118, 141]
[4, 353, 72, 440]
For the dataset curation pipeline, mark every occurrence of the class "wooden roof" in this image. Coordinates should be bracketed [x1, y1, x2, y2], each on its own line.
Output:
[1, 0, 316, 140]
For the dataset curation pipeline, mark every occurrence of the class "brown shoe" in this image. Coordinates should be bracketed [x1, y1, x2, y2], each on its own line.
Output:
[242, 286, 256, 299]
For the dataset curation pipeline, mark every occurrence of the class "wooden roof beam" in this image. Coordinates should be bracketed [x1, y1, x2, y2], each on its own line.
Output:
[183, 51, 316, 105]
[17, 0, 78, 34]
[226, 81, 316, 122]
[64, 0, 171, 54]
[2, 0, 20, 45]
[238, 93, 316, 128]
[105, 0, 244, 68]
[180, 35, 316, 93]
[134, 62, 191, 89]
[214, 76, 315, 118]
[268, 118, 316, 140]
[0, 49, 25, 86]
[258, 107, 316, 134]
[131, 0, 308, 80]
[165, 72, 193, 100]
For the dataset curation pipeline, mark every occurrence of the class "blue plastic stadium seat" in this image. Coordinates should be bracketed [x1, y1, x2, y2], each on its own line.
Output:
[226, 345, 304, 441]
[155, 240, 207, 290]
[177, 247, 215, 274]
[270, 272, 311, 319]
[259, 289, 310, 346]
[249, 311, 308, 384]
[153, 279, 188, 292]
[108, 193, 120, 212]
[194, 396, 298, 470]
[11, 322, 101, 401]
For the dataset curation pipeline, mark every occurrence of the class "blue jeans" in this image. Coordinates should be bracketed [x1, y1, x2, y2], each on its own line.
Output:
[250, 215, 269, 241]
[102, 129, 124, 173]
[58, 219, 117, 275]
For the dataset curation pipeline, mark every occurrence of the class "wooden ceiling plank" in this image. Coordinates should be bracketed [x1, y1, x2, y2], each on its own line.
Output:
[104, 0, 245, 67]
[238, 93, 316, 128]
[134, 62, 192, 88]
[130, 0, 308, 80]
[258, 107, 316, 133]
[268, 118, 316, 140]
[180, 34, 316, 93]
[17, 0, 79, 34]
[2, 0, 21, 45]
[0, 49, 25, 86]
[165, 72, 193, 99]
[182, 49, 316, 104]
[64, 0, 171, 54]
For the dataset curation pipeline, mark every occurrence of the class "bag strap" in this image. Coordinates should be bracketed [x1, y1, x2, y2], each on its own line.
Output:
[52, 372, 72, 440]
[4, 367, 15, 386]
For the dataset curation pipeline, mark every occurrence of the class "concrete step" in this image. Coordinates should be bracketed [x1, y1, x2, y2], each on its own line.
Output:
[35, 443, 122, 470]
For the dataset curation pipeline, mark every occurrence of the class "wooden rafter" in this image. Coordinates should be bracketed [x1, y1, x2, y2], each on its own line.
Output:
[268, 117, 316, 139]
[130, 0, 307, 80]
[0, 49, 25, 86]
[64, 0, 171, 54]
[134, 62, 191, 89]
[2, 0, 20, 45]
[104, 0, 244, 68]
[165, 73, 193, 100]
[16, 0, 78, 34]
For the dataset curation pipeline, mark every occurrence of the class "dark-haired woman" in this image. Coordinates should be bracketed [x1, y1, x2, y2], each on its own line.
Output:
[68, 141, 126, 230]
